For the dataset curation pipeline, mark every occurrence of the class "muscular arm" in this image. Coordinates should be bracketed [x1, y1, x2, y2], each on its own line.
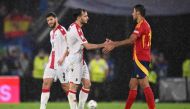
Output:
[83, 43, 105, 50]
[113, 34, 138, 48]
[103, 34, 138, 53]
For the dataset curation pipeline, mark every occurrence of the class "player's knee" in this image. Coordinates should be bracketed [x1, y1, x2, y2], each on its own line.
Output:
[138, 77, 150, 89]
[42, 81, 51, 89]
[140, 82, 150, 89]
[129, 82, 138, 90]
[62, 84, 69, 92]
[69, 83, 78, 91]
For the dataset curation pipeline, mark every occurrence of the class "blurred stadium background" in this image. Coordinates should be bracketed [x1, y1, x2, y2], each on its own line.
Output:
[0, 0, 190, 109]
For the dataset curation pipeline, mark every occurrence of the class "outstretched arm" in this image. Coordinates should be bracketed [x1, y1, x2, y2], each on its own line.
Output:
[114, 34, 137, 47]
[82, 43, 105, 50]
[103, 34, 138, 53]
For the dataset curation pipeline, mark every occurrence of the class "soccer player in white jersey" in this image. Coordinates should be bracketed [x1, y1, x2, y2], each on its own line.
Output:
[40, 12, 69, 109]
[66, 9, 107, 109]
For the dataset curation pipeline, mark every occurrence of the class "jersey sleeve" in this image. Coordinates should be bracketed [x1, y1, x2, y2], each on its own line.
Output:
[132, 23, 144, 37]
[73, 25, 88, 44]
[58, 26, 68, 47]
[58, 26, 67, 38]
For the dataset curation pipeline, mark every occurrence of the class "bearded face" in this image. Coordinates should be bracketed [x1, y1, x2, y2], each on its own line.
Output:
[132, 8, 138, 21]
[46, 16, 57, 28]
[79, 11, 89, 25]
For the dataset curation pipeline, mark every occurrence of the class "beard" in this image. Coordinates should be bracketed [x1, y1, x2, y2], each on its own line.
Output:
[49, 22, 56, 28]
[81, 19, 88, 25]
[133, 18, 137, 23]
[133, 17, 137, 22]
[81, 22, 87, 25]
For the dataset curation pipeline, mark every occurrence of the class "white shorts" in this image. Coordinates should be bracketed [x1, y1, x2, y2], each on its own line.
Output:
[66, 58, 90, 84]
[43, 65, 68, 84]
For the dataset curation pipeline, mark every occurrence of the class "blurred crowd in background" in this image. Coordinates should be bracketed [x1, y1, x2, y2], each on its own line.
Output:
[0, 0, 170, 77]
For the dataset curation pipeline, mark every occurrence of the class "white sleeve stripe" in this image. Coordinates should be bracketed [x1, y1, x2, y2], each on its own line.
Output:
[134, 30, 139, 34]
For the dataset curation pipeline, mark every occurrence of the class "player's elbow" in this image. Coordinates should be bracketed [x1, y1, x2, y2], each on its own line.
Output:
[127, 39, 134, 45]
[128, 34, 137, 45]
[129, 37, 136, 45]
[130, 40, 135, 44]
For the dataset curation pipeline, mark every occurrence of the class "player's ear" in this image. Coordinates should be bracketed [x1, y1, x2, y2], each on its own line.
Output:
[55, 17, 58, 21]
[77, 16, 81, 21]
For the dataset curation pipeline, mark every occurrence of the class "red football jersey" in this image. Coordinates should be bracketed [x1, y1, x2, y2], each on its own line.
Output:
[132, 19, 152, 62]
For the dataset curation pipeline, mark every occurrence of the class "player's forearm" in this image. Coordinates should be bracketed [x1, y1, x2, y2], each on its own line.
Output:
[84, 43, 104, 50]
[61, 50, 69, 60]
[114, 39, 132, 47]
[114, 34, 137, 48]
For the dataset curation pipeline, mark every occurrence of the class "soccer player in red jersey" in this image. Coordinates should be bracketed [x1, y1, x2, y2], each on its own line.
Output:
[103, 4, 156, 109]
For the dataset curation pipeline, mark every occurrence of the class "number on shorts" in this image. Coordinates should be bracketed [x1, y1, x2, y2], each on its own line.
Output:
[62, 72, 65, 80]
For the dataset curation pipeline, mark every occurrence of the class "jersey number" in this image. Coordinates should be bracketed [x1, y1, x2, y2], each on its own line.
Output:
[142, 31, 151, 48]
[148, 31, 152, 47]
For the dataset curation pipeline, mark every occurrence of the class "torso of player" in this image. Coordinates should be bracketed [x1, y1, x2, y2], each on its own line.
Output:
[48, 25, 67, 69]
[132, 19, 152, 62]
[67, 22, 88, 63]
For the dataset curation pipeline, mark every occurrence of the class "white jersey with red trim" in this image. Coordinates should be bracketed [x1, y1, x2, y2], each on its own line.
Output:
[47, 25, 67, 69]
[67, 22, 88, 63]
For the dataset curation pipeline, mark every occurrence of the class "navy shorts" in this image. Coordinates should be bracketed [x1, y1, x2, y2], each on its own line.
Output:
[131, 61, 150, 79]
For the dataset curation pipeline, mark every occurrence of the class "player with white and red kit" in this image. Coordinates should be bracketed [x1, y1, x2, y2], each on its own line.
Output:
[40, 12, 69, 109]
[66, 9, 107, 109]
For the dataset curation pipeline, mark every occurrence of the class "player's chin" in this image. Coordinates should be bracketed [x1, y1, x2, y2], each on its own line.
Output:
[49, 25, 55, 28]
[133, 17, 137, 21]
[48, 25, 53, 28]
[84, 20, 88, 24]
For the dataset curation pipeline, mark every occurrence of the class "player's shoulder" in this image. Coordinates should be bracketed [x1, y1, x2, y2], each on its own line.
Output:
[142, 20, 151, 32]
[67, 23, 75, 34]
[136, 19, 150, 29]
[60, 25, 67, 30]
[57, 25, 67, 32]
[67, 23, 75, 32]
[70, 22, 81, 30]
[69, 22, 76, 28]
[57, 25, 67, 35]
[142, 19, 151, 27]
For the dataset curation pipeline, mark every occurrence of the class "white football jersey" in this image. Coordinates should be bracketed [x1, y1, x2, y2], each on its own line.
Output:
[67, 22, 88, 63]
[47, 25, 67, 69]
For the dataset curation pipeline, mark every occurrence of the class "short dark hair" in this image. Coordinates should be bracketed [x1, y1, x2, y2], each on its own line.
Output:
[46, 12, 57, 18]
[134, 4, 146, 17]
[73, 9, 87, 19]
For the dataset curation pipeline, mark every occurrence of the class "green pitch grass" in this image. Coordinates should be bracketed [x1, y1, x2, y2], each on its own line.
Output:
[0, 102, 190, 109]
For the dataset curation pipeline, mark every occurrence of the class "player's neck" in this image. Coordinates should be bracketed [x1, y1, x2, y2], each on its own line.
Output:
[53, 23, 59, 30]
[137, 16, 144, 23]
[75, 20, 83, 27]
